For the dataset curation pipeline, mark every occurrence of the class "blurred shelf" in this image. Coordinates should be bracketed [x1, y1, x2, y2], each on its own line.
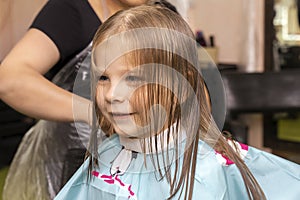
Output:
[221, 70, 300, 153]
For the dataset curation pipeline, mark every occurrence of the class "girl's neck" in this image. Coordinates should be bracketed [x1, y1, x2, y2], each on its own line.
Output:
[119, 123, 186, 154]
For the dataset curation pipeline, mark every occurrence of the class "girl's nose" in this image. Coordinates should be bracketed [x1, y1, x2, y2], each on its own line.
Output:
[105, 81, 127, 103]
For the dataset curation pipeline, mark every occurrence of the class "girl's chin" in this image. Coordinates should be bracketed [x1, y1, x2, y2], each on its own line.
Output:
[113, 126, 151, 138]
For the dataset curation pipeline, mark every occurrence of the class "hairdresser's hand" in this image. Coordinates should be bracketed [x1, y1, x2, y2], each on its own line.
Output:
[73, 96, 94, 126]
[0, 28, 86, 122]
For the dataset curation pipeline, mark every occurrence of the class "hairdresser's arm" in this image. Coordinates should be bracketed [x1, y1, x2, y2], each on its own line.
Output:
[0, 28, 90, 122]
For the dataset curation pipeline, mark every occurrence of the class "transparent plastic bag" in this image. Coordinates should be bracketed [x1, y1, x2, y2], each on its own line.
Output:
[3, 44, 92, 200]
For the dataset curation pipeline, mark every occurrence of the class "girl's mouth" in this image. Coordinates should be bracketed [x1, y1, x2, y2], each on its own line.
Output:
[110, 112, 136, 119]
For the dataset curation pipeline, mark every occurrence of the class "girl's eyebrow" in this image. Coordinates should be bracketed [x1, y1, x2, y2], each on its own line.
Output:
[126, 70, 139, 75]
[94, 69, 106, 77]
[92, 65, 105, 75]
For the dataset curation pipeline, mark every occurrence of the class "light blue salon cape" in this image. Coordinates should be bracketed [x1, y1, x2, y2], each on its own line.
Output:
[55, 134, 300, 200]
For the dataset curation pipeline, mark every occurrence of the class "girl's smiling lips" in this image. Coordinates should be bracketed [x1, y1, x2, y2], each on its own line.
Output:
[109, 112, 136, 120]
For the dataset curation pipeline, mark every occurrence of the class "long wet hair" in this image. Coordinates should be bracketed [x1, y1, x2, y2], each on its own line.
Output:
[87, 5, 266, 200]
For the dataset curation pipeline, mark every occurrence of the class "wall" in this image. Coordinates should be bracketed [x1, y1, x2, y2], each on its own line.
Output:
[0, 0, 46, 61]
[171, 0, 265, 72]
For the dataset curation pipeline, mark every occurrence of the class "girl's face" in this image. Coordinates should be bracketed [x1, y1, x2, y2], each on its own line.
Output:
[96, 56, 145, 137]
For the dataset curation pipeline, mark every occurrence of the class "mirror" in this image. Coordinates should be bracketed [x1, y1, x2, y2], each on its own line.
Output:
[266, 0, 300, 71]
[274, 0, 300, 44]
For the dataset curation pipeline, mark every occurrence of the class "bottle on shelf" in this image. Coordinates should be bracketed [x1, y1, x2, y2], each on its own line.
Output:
[195, 30, 207, 47]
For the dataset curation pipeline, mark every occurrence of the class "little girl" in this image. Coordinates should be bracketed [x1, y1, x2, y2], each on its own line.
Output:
[55, 5, 300, 200]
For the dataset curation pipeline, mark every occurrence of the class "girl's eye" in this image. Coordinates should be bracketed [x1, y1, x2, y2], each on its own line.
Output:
[99, 75, 109, 81]
[126, 75, 143, 83]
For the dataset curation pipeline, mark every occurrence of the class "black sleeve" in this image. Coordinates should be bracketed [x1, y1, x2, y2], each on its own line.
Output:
[31, 0, 89, 61]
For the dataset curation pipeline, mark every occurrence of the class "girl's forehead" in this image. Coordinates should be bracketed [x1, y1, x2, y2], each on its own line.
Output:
[92, 27, 199, 66]
[92, 42, 137, 69]
[95, 54, 138, 74]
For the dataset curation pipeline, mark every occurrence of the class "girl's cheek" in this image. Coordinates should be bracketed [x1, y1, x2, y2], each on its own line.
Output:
[96, 88, 105, 108]
[130, 86, 146, 109]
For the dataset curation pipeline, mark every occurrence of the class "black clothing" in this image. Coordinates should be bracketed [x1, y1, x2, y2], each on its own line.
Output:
[31, 0, 101, 79]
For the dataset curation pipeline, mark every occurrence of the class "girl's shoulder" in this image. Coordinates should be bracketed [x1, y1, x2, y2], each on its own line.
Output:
[195, 139, 300, 199]
[193, 140, 248, 198]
